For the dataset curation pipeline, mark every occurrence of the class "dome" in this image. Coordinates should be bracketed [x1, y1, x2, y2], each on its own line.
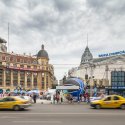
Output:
[37, 45, 49, 59]
[81, 46, 93, 65]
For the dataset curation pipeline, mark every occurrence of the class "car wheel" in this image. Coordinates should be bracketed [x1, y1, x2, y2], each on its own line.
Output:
[95, 104, 101, 109]
[120, 104, 125, 110]
[13, 105, 20, 111]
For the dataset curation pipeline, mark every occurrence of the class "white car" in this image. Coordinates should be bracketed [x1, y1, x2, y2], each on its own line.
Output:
[90, 96, 102, 102]
[18, 96, 32, 103]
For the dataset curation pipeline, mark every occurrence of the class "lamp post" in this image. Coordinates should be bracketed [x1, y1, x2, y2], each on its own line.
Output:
[89, 63, 94, 97]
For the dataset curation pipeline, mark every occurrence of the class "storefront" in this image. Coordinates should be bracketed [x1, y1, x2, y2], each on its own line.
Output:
[105, 86, 125, 97]
[105, 71, 125, 97]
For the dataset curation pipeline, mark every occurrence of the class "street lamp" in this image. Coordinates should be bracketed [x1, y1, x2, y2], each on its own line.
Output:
[89, 63, 95, 97]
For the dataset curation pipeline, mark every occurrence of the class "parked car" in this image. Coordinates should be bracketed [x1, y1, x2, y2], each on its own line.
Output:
[46, 93, 51, 100]
[0, 96, 31, 111]
[90, 95, 125, 109]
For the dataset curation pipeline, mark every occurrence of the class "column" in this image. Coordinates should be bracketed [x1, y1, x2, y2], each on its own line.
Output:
[11, 70, 13, 88]
[3, 69, 6, 88]
[48, 74, 51, 89]
[31, 72, 34, 89]
[37, 72, 41, 90]
[18, 71, 20, 86]
[44, 73, 46, 90]
[24, 71, 27, 89]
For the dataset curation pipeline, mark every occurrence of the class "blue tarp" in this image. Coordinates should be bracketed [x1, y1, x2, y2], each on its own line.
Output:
[64, 78, 84, 100]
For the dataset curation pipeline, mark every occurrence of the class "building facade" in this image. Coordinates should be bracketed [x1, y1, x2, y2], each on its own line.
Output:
[69, 46, 125, 87]
[0, 38, 55, 92]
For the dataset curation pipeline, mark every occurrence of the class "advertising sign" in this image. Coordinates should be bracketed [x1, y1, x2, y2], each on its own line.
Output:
[99, 50, 125, 58]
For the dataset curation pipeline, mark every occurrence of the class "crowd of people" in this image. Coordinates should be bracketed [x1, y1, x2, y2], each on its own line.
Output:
[0, 90, 106, 105]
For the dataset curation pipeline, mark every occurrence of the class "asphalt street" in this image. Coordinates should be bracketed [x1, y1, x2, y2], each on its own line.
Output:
[0, 103, 125, 125]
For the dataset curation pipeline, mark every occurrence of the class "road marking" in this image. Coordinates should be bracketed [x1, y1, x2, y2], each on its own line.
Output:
[0, 112, 125, 115]
[0, 116, 18, 119]
[13, 121, 62, 123]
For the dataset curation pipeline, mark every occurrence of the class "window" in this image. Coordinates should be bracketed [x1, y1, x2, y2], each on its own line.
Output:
[2, 56, 5, 60]
[34, 66, 37, 69]
[20, 65, 24, 68]
[27, 65, 31, 68]
[2, 97, 15, 102]
[13, 70, 18, 86]
[10, 56, 13, 62]
[111, 71, 125, 87]
[17, 58, 20, 62]
[113, 96, 120, 100]
[20, 59, 24, 63]
[104, 97, 111, 101]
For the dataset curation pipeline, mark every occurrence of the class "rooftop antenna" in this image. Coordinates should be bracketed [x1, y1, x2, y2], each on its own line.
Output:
[87, 33, 88, 47]
[8, 23, 9, 52]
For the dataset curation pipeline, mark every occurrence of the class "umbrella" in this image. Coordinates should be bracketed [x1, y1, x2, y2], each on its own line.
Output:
[27, 90, 39, 95]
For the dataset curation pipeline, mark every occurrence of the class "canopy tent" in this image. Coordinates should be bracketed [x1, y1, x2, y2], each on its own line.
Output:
[57, 77, 85, 101]
[63, 77, 84, 96]
[27, 90, 39, 95]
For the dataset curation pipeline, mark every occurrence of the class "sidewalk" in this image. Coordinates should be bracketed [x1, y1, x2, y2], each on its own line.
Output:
[36, 99, 52, 104]
[36, 99, 89, 105]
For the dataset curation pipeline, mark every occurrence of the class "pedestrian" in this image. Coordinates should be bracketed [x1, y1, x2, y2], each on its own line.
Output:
[56, 93, 60, 104]
[53, 94, 56, 104]
[80, 94, 82, 102]
[86, 93, 90, 103]
[60, 91, 63, 104]
[33, 93, 37, 103]
[69, 94, 73, 104]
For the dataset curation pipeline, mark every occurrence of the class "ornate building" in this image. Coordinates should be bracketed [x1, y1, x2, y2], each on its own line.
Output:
[0, 38, 55, 92]
[69, 46, 125, 87]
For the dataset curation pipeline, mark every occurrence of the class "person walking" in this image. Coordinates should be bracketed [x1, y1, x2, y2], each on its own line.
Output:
[33, 93, 37, 103]
[56, 93, 60, 104]
[53, 94, 56, 104]
[69, 94, 73, 104]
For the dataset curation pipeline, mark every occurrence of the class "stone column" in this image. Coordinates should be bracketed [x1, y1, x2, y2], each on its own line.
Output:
[37, 72, 41, 90]
[11, 70, 13, 88]
[24, 71, 27, 89]
[31, 72, 34, 89]
[18, 71, 20, 86]
[44, 73, 46, 90]
[48, 73, 51, 89]
[3, 69, 6, 88]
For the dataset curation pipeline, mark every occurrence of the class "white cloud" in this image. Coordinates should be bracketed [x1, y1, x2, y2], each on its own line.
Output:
[0, 0, 125, 80]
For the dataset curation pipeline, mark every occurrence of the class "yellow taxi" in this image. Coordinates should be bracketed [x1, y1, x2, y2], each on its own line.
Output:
[90, 95, 125, 109]
[0, 96, 31, 111]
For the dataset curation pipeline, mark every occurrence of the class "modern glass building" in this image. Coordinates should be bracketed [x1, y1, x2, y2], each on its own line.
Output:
[106, 71, 125, 96]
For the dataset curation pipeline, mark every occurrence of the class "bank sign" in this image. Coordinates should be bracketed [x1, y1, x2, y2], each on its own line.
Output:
[99, 50, 125, 58]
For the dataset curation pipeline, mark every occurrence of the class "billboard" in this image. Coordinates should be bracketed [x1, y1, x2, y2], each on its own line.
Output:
[99, 50, 125, 58]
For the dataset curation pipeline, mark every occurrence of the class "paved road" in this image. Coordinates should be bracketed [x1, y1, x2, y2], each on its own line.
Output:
[0, 103, 125, 125]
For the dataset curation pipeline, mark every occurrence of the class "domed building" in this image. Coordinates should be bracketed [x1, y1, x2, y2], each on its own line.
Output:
[0, 41, 55, 92]
[37, 45, 49, 59]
